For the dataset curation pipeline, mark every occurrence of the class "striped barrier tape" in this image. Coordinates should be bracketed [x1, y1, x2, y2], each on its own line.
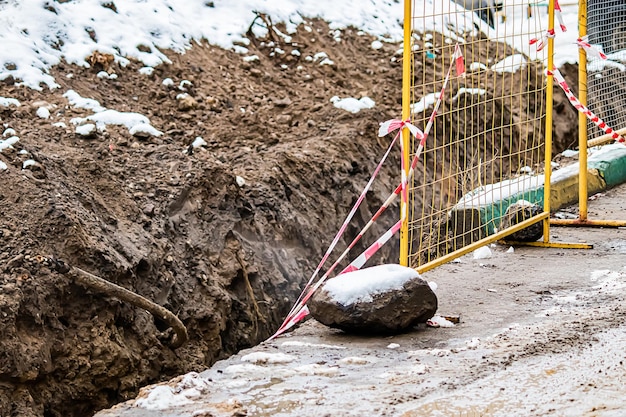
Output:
[530, 0, 566, 52]
[549, 68, 626, 144]
[576, 35, 607, 60]
[267, 44, 465, 341]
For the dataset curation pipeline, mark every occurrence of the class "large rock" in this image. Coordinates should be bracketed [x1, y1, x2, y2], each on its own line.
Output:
[307, 264, 438, 334]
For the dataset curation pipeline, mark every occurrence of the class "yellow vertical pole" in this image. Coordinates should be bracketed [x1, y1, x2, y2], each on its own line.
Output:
[578, 0, 589, 221]
[400, 0, 412, 266]
[543, 0, 555, 243]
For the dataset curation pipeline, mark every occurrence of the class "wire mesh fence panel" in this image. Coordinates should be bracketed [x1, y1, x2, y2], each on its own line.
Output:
[406, 1, 549, 270]
[585, 0, 626, 139]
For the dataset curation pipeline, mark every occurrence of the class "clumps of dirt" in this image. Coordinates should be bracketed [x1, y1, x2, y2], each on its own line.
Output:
[0, 17, 578, 417]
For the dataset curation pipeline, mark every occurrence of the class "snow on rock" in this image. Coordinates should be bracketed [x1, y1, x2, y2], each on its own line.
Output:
[133, 385, 193, 410]
[64, 92, 163, 137]
[36, 107, 50, 119]
[0, 135, 20, 152]
[63, 90, 106, 112]
[75, 124, 97, 136]
[469, 62, 488, 71]
[190, 136, 207, 149]
[0, 97, 20, 107]
[129, 123, 163, 138]
[97, 71, 118, 80]
[3, 128, 16, 137]
[308, 264, 438, 334]
[293, 364, 340, 376]
[134, 372, 210, 411]
[0, 161, 7, 170]
[139, 66, 154, 76]
[371, 40, 384, 50]
[322, 264, 419, 305]
[490, 54, 527, 73]
[473, 246, 492, 259]
[330, 96, 375, 113]
[22, 159, 37, 169]
[411, 92, 440, 114]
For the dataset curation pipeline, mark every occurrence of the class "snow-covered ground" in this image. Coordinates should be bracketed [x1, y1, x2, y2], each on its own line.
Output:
[0, 0, 582, 91]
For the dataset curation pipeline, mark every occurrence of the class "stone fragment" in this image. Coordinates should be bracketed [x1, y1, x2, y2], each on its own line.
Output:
[308, 264, 438, 334]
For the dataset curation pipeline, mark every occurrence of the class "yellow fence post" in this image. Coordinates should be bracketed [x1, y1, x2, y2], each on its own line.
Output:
[399, 0, 412, 266]
[542, 0, 556, 243]
[578, 0, 588, 221]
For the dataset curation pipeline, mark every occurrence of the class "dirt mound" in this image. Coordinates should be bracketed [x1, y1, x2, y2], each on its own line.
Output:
[0, 17, 578, 417]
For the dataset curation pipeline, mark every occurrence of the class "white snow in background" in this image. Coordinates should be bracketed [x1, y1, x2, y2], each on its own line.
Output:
[0, 135, 20, 151]
[561, 149, 579, 158]
[491, 54, 527, 73]
[0, 97, 20, 107]
[22, 159, 37, 168]
[75, 124, 96, 136]
[0, 161, 7, 170]
[139, 66, 154, 76]
[73, 109, 150, 130]
[473, 246, 492, 260]
[469, 62, 488, 72]
[0, 0, 583, 90]
[129, 123, 163, 137]
[451, 88, 486, 102]
[63, 90, 105, 112]
[411, 93, 440, 114]
[330, 96, 375, 113]
[323, 264, 419, 305]
[371, 40, 384, 50]
[36, 106, 50, 119]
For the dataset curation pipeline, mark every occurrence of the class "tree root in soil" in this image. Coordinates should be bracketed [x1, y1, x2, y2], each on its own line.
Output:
[44, 257, 189, 349]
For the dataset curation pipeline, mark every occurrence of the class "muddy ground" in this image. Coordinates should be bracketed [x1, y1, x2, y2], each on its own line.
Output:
[0, 17, 579, 417]
[96, 184, 626, 417]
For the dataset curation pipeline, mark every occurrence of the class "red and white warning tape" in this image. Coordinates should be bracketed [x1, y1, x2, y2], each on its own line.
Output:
[268, 44, 465, 341]
[530, 0, 567, 52]
[549, 68, 626, 144]
[576, 35, 607, 60]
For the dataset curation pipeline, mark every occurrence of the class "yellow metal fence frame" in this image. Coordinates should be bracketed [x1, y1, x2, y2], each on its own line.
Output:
[550, 0, 626, 229]
[400, 0, 591, 270]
